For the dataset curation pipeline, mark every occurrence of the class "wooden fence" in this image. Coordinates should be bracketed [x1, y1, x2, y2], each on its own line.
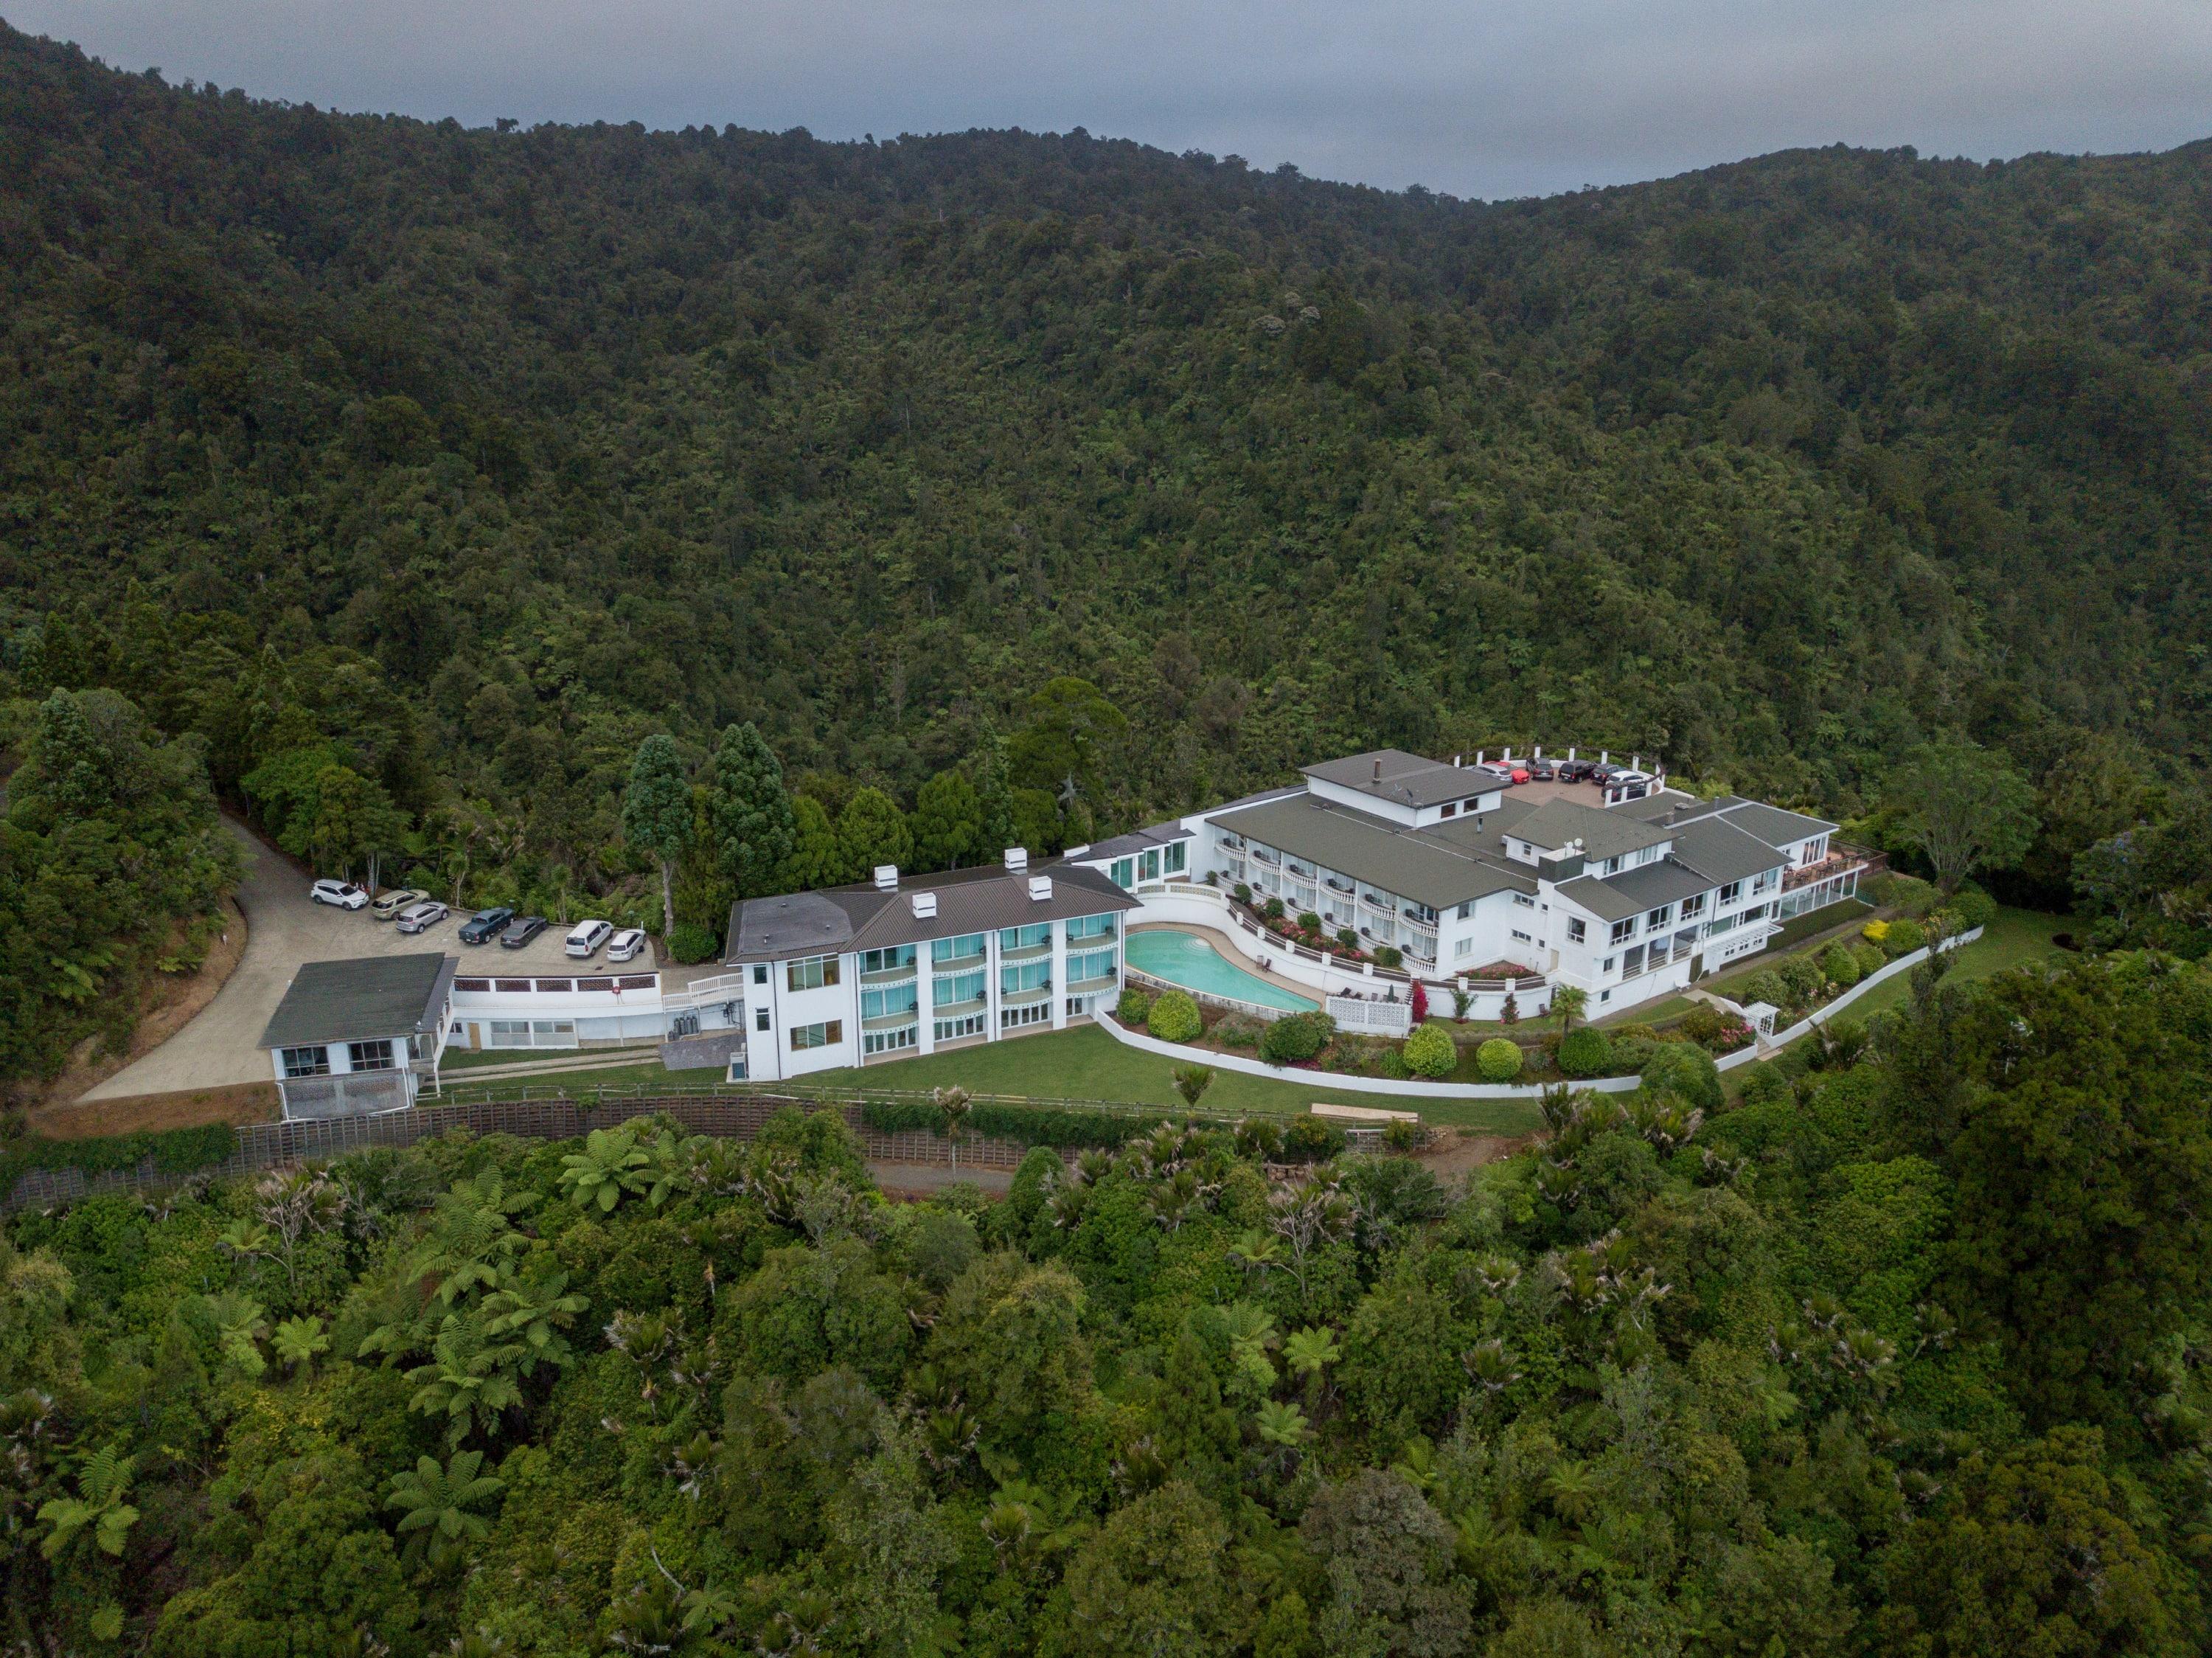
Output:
[2, 1094, 1044, 1214]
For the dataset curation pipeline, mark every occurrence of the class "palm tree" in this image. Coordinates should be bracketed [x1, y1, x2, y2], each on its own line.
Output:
[38, 1444, 138, 1561]
[387, 1449, 506, 1569]
[272, 1314, 330, 1375]
[1171, 1064, 1215, 1109]
[1254, 1398, 1312, 1449]
[933, 1086, 973, 1168]
[1283, 1325, 1342, 1410]
[206, 1291, 269, 1378]
[481, 1269, 588, 1375]
[1550, 984, 1587, 1033]
[406, 1313, 526, 1445]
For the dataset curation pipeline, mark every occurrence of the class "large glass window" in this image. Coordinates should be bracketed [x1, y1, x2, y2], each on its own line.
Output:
[860, 945, 916, 976]
[1110, 858, 1135, 889]
[1566, 918, 1586, 943]
[1680, 892, 1708, 918]
[933, 1012, 987, 1041]
[1001, 1002, 1052, 1031]
[347, 1038, 395, 1071]
[1068, 912, 1117, 940]
[790, 1020, 843, 1051]
[1645, 905, 1672, 930]
[999, 923, 1051, 953]
[1140, 848, 1161, 882]
[1608, 918, 1636, 946]
[281, 1045, 330, 1078]
[861, 983, 919, 1021]
[1718, 880, 1744, 906]
[863, 1025, 917, 1057]
[931, 932, 985, 965]
[787, 954, 841, 991]
[1001, 959, 1053, 996]
[1068, 947, 1117, 983]
[933, 968, 987, 1006]
[1165, 842, 1186, 874]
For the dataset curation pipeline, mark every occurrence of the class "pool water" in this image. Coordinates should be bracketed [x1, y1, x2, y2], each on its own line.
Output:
[1126, 929, 1319, 1013]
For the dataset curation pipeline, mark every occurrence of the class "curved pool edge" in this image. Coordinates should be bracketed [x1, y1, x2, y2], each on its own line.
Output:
[1124, 926, 1320, 1014]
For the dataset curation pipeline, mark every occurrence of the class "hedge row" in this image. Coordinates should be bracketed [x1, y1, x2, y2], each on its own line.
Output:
[858, 1099, 1180, 1150]
[0, 1123, 238, 1198]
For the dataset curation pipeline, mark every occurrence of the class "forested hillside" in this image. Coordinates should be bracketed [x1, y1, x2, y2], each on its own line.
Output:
[7, 954, 2212, 1651]
[2, 22, 2211, 1076]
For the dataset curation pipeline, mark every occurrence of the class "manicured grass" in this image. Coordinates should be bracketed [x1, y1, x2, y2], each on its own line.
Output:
[809, 1024, 1542, 1134]
[1835, 905, 2076, 1022]
[442, 1044, 661, 1071]
[1596, 995, 1694, 1029]
[436, 1061, 683, 1103]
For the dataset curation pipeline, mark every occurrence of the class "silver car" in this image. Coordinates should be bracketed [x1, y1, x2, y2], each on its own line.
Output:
[395, 900, 450, 935]
[606, 927, 648, 963]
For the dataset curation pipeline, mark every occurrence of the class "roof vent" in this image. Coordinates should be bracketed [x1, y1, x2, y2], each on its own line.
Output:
[1063, 843, 1091, 859]
[1004, 847, 1029, 873]
[1371, 758, 1382, 784]
[911, 891, 937, 919]
[873, 864, 899, 891]
[1028, 875, 1053, 903]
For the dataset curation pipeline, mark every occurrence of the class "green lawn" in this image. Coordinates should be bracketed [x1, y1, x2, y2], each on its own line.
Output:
[1836, 904, 2076, 1022]
[810, 1024, 1541, 1133]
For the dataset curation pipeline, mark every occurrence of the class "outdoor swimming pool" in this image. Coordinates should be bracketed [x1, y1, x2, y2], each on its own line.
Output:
[1125, 928, 1319, 1014]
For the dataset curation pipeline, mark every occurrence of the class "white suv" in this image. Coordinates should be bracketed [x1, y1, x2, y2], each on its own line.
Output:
[310, 879, 368, 910]
[606, 928, 648, 963]
[565, 919, 614, 958]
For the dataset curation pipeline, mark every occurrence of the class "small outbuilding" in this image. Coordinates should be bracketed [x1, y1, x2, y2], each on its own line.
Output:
[258, 953, 456, 1120]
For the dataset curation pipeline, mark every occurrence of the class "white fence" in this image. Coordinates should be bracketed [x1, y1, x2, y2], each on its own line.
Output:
[1710, 926, 1983, 1071]
[1327, 995, 1413, 1036]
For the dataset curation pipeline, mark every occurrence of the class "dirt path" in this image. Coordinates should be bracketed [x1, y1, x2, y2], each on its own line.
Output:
[1421, 1129, 1534, 1179]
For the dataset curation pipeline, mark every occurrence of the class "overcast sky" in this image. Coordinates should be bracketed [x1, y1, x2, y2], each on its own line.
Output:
[8, 0, 2209, 198]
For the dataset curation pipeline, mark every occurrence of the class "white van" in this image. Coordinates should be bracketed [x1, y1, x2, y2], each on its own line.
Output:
[565, 919, 613, 959]
[606, 927, 648, 963]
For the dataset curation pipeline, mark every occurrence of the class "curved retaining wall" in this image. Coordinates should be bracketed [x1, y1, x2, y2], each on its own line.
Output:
[1095, 1011, 1644, 1100]
[1710, 926, 1981, 1071]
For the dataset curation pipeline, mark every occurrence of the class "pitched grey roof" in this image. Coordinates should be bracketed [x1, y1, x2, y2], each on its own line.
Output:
[728, 862, 1138, 963]
[1711, 799, 1838, 848]
[1554, 875, 1645, 923]
[1610, 788, 1707, 823]
[1302, 749, 1500, 810]
[1504, 799, 1674, 861]
[1669, 816, 1788, 885]
[1599, 859, 1717, 909]
[260, 954, 456, 1050]
[1211, 794, 1534, 910]
[1071, 820, 1194, 861]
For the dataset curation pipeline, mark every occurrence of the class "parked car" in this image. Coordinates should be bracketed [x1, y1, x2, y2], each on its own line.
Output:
[395, 900, 449, 935]
[500, 915, 550, 950]
[1590, 763, 1624, 785]
[1555, 759, 1596, 783]
[606, 927, 648, 964]
[1527, 757, 1557, 781]
[1476, 763, 1521, 787]
[310, 879, 368, 910]
[565, 919, 614, 958]
[372, 887, 430, 921]
[459, 906, 515, 945]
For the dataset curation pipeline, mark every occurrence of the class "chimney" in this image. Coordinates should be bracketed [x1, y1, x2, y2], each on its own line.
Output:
[873, 865, 899, 891]
[1371, 758, 1382, 784]
[1004, 847, 1028, 873]
[1027, 875, 1053, 903]
[910, 891, 937, 919]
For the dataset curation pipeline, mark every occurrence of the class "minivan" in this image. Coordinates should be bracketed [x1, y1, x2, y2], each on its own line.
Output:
[606, 928, 648, 963]
[566, 919, 613, 959]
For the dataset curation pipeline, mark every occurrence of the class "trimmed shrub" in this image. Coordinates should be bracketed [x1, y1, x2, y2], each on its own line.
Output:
[668, 922, 720, 964]
[1146, 990, 1203, 1044]
[1679, 1004, 1726, 1044]
[1214, 1013, 1264, 1050]
[1263, 897, 1286, 920]
[1641, 1042, 1722, 1112]
[1610, 1036, 1659, 1073]
[1819, 943, 1861, 987]
[1334, 928, 1359, 952]
[1879, 873, 1938, 918]
[0, 1123, 237, 1199]
[1739, 969, 1790, 1009]
[1402, 1023, 1458, 1079]
[1282, 1116, 1348, 1162]
[1557, 1027, 1613, 1078]
[1373, 945, 1404, 970]
[1116, 987, 1154, 1024]
[1475, 1038, 1524, 1083]
[1380, 1049, 1411, 1080]
[1259, 1010, 1332, 1066]
[1861, 918, 1891, 945]
[1777, 955, 1825, 1007]
[1881, 918, 1927, 958]
[1850, 940, 1885, 978]
[1951, 884, 1999, 931]
[1233, 883, 1252, 904]
[1297, 911, 1323, 934]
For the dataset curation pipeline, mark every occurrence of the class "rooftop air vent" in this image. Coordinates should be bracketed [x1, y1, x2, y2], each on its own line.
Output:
[911, 891, 937, 919]
[1028, 876, 1053, 903]
[873, 865, 899, 891]
[1005, 847, 1029, 873]
[1371, 758, 1382, 783]
[1063, 844, 1091, 859]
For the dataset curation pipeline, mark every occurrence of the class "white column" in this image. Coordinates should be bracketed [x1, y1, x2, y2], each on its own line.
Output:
[915, 948, 938, 1055]
[1051, 921, 1069, 1030]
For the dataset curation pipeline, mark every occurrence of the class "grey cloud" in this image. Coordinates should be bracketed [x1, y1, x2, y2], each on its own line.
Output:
[9, 0, 2208, 196]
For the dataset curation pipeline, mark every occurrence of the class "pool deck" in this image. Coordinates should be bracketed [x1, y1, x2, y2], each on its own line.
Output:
[1128, 920, 1326, 1009]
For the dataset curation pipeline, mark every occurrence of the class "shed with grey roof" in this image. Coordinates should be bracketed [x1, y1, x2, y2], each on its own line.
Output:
[260, 953, 456, 1122]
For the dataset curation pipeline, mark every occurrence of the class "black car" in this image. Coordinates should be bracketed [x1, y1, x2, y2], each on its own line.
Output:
[458, 906, 515, 945]
[1555, 759, 1595, 783]
[499, 915, 550, 950]
[1590, 763, 1624, 785]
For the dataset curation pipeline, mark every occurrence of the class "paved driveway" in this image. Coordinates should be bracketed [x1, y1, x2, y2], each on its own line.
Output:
[86, 821, 656, 1100]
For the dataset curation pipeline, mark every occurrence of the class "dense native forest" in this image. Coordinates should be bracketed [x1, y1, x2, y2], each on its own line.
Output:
[7, 953, 2212, 1652]
[4, 25, 2212, 1075]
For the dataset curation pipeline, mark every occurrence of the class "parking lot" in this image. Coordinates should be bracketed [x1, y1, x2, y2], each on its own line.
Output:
[84, 822, 660, 1099]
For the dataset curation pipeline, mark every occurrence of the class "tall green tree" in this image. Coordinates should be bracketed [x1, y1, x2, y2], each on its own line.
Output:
[835, 787, 914, 884]
[782, 795, 844, 891]
[911, 769, 984, 871]
[1883, 742, 2038, 895]
[704, 722, 798, 898]
[621, 735, 691, 938]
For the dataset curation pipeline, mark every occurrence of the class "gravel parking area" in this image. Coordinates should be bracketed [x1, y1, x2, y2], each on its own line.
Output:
[85, 822, 657, 1100]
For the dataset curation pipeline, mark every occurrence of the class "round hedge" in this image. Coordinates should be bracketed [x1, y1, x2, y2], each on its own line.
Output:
[1882, 918, 1928, 958]
[1146, 989, 1203, 1044]
[1820, 943, 1861, 987]
[1475, 1038, 1524, 1083]
[1850, 940, 1885, 978]
[1557, 1026, 1613, 1078]
[1259, 1010, 1330, 1065]
[1951, 884, 1999, 930]
[1640, 1041, 1722, 1111]
[668, 922, 720, 964]
[1402, 1022, 1458, 1079]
